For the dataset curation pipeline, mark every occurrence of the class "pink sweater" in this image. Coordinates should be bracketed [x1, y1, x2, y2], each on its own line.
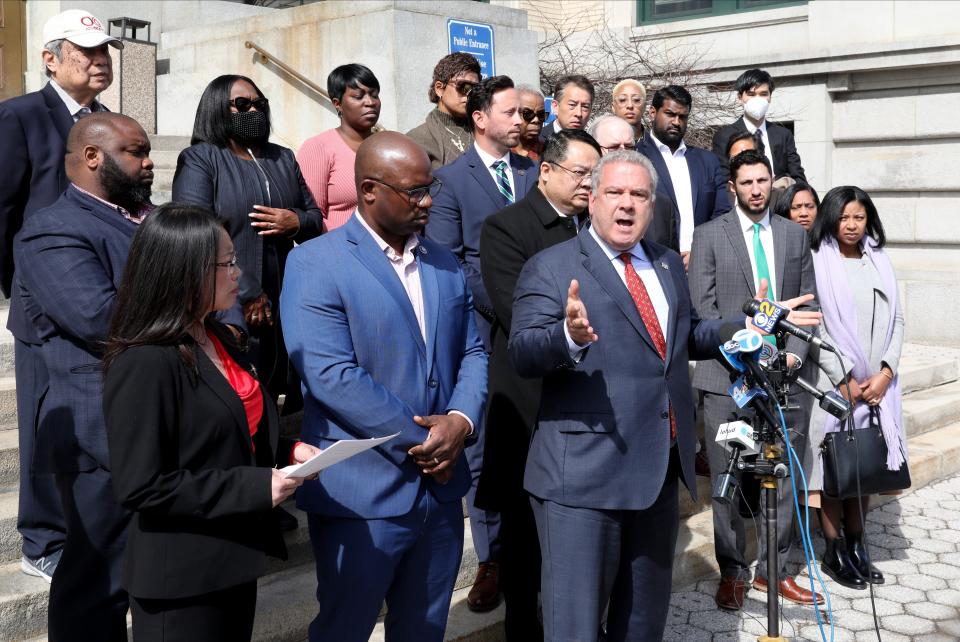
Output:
[297, 129, 357, 231]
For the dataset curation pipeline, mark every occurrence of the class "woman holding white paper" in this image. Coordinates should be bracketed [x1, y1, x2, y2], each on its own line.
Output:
[102, 203, 320, 642]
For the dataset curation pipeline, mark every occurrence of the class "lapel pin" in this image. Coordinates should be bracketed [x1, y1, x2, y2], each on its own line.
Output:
[419, 245, 428, 255]
[518, 169, 525, 176]
[660, 261, 669, 270]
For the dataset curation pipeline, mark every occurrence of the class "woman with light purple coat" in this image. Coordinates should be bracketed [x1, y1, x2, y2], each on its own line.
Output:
[805, 185, 905, 591]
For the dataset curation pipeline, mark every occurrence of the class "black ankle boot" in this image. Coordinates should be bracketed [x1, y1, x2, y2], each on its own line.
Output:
[847, 532, 884, 584]
[822, 536, 867, 589]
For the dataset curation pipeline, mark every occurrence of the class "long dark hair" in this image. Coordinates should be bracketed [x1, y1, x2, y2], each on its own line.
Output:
[104, 203, 225, 373]
[773, 182, 820, 220]
[191, 74, 271, 147]
[810, 186, 886, 251]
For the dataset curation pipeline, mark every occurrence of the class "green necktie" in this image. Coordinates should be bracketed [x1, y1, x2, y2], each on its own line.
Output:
[752, 223, 777, 346]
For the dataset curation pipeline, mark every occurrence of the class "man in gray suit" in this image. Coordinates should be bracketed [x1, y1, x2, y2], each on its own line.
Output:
[688, 150, 822, 611]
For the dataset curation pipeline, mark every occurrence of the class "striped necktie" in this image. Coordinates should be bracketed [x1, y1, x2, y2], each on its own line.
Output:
[492, 160, 514, 203]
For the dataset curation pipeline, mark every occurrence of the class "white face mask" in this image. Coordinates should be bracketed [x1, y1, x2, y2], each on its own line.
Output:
[743, 96, 769, 121]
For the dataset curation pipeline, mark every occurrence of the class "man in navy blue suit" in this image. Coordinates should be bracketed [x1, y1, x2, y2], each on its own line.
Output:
[427, 74, 538, 611]
[281, 132, 487, 641]
[636, 85, 729, 270]
[508, 150, 820, 640]
[14, 112, 153, 641]
[0, 8, 120, 582]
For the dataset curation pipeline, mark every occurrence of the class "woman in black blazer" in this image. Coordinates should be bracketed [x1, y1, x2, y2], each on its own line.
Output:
[103, 203, 320, 641]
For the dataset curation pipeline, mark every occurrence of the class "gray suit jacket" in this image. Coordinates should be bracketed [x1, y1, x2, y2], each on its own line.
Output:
[688, 209, 818, 395]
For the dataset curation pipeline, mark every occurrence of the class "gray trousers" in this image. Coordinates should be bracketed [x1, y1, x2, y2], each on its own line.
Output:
[531, 450, 680, 642]
[703, 391, 810, 581]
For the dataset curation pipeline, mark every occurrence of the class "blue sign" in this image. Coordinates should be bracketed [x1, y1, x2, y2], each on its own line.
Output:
[448, 19, 495, 78]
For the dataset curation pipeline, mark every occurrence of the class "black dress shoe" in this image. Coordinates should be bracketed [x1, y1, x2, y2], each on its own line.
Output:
[275, 506, 299, 532]
[847, 532, 884, 584]
[821, 536, 867, 590]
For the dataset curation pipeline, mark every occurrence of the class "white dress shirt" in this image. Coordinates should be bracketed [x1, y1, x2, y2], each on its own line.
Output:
[742, 116, 776, 179]
[49, 79, 104, 122]
[473, 143, 514, 197]
[356, 212, 473, 432]
[650, 132, 695, 253]
[736, 206, 777, 297]
[565, 227, 669, 357]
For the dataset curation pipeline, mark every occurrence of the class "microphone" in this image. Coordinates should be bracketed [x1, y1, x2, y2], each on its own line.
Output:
[742, 299, 836, 353]
[717, 325, 782, 430]
[792, 375, 852, 421]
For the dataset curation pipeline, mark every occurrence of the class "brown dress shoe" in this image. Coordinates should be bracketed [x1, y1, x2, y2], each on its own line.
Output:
[715, 576, 749, 611]
[467, 561, 502, 612]
[753, 575, 825, 605]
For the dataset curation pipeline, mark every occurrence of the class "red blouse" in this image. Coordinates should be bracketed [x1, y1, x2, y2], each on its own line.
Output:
[209, 332, 264, 450]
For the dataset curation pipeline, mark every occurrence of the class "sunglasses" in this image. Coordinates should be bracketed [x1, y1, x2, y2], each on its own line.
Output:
[229, 97, 269, 112]
[519, 107, 546, 123]
[447, 80, 477, 97]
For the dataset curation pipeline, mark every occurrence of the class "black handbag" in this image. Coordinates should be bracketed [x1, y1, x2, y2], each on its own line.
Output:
[821, 406, 911, 499]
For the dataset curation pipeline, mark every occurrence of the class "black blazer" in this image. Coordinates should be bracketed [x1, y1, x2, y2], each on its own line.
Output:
[475, 187, 580, 509]
[712, 117, 807, 183]
[103, 323, 293, 600]
[0, 83, 76, 297]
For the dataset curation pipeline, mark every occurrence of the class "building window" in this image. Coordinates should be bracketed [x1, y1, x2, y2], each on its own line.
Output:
[637, 0, 806, 24]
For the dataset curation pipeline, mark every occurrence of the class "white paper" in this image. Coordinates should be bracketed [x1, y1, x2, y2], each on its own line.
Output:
[280, 433, 399, 478]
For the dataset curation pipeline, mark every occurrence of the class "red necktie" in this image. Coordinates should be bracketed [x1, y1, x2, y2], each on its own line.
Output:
[620, 253, 676, 441]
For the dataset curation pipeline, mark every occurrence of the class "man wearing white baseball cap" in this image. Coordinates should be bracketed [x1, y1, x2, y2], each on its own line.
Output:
[0, 7, 121, 598]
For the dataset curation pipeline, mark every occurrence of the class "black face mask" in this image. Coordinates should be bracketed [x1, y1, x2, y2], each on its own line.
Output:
[230, 110, 270, 145]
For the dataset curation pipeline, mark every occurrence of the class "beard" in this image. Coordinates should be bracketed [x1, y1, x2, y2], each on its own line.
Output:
[100, 153, 151, 213]
[736, 192, 769, 216]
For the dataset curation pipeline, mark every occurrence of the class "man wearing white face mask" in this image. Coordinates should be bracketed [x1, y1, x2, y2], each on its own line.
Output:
[712, 69, 806, 184]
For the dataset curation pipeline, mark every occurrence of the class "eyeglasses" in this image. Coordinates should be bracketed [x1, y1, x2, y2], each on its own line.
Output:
[599, 142, 636, 153]
[229, 97, 269, 112]
[216, 256, 240, 272]
[370, 177, 443, 205]
[549, 162, 592, 183]
[446, 80, 477, 97]
[519, 108, 546, 123]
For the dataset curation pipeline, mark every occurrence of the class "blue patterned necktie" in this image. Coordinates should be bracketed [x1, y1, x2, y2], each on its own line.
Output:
[492, 160, 514, 203]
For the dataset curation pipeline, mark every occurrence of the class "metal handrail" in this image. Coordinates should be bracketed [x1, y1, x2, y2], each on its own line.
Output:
[245, 40, 333, 106]
[245, 40, 385, 131]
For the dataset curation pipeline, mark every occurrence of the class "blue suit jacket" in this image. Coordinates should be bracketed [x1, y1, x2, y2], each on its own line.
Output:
[13, 186, 138, 472]
[509, 232, 725, 510]
[0, 83, 76, 300]
[636, 133, 729, 243]
[428, 145, 539, 349]
[280, 214, 488, 519]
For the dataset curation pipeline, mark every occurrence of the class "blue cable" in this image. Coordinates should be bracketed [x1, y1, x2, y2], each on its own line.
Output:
[775, 402, 835, 642]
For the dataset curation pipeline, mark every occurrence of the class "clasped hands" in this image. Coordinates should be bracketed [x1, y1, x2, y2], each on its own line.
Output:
[838, 368, 893, 407]
[565, 276, 823, 349]
[408, 414, 472, 485]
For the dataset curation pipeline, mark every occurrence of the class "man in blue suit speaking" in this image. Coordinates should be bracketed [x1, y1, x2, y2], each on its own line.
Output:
[508, 150, 819, 640]
[281, 132, 488, 642]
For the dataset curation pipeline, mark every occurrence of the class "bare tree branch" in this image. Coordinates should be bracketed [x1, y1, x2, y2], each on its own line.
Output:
[534, 5, 741, 149]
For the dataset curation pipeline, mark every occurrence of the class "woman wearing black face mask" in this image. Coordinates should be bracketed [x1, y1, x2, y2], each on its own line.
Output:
[173, 75, 323, 422]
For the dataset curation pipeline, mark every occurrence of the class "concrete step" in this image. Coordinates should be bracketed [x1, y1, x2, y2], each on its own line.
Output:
[148, 149, 180, 170]
[0, 431, 18, 489]
[152, 167, 176, 195]
[898, 345, 960, 394]
[903, 380, 960, 439]
[148, 135, 191, 152]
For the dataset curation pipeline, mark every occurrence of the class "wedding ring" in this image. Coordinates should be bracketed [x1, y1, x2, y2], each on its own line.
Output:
[432, 457, 440, 466]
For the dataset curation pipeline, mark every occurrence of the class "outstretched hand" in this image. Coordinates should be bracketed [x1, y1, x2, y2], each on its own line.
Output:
[566, 279, 598, 346]
[752, 278, 822, 329]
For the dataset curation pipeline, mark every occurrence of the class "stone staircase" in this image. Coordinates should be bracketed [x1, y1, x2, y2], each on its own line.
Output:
[148, 134, 189, 206]
[2, 338, 958, 641]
